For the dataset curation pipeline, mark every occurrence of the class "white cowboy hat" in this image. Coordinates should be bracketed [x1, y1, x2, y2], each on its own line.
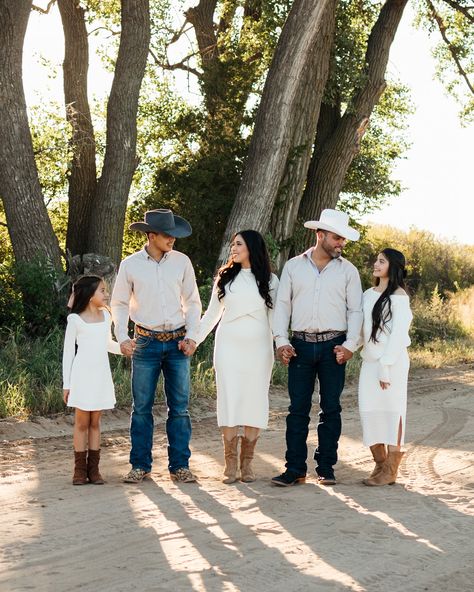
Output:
[304, 209, 360, 241]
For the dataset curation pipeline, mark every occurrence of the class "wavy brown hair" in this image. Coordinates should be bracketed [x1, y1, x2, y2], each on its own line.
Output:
[217, 230, 273, 308]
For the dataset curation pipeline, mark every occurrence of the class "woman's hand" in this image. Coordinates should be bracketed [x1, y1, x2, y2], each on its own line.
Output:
[379, 381, 390, 390]
[63, 389, 70, 404]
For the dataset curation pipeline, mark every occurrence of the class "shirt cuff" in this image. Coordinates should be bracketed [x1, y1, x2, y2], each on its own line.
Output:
[342, 339, 357, 353]
[275, 336, 291, 349]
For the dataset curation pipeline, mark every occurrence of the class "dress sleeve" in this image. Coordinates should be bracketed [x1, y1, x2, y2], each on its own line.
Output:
[378, 297, 413, 383]
[196, 280, 224, 345]
[268, 273, 280, 333]
[62, 315, 77, 389]
[105, 310, 122, 355]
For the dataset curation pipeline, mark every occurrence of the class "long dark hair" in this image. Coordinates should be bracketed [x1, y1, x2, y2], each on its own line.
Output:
[370, 248, 407, 343]
[69, 275, 103, 315]
[217, 230, 273, 308]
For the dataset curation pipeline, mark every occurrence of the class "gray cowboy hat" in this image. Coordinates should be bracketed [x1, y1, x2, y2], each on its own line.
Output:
[129, 209, 192, 238]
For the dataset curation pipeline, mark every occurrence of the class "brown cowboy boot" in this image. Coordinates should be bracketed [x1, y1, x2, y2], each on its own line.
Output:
[363, 444, 387, 484]
[87, 449, 105, 484]
[364, 450, 405, 486]
[73, 451, 88, 485]
[240, 436, 259, 483]
[222, 435, 239, 484]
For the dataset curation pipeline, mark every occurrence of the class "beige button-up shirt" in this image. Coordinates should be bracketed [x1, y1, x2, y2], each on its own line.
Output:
[273, 248, 363, 352]
[111, 248, 201, 344]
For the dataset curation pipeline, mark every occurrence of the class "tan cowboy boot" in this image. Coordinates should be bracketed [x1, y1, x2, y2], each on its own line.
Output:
[240, 436, 259, 483]
[363, 444, 387, 484]
[222, 435, 239, 484]
[87, 449, 105, 484]
[73, 451, 88, 485]
[364, 450, 405, 486]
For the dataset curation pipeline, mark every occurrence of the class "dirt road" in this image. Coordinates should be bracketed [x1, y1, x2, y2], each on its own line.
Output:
[1, 366, 473, 592]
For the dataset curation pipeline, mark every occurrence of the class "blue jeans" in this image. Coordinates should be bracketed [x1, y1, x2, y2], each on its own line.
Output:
[285, 334, 346, 478]
[130, 335, 192, 473]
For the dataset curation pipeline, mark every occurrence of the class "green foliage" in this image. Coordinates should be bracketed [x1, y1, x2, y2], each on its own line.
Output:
[345, 224, 474, 296]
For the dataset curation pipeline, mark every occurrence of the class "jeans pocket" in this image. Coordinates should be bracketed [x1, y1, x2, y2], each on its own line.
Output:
[134, 335, 152, 351]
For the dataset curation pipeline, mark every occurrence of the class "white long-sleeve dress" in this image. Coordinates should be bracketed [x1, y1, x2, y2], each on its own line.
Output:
[197, 270, 279, 429]
[358, 288, 413, 446]
[62, 309, 122, 411]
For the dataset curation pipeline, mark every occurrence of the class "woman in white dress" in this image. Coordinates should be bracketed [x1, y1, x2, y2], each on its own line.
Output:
[63, 276, 122, 485]
[197, 230, 279, 484]
[357, 249, 412, 486]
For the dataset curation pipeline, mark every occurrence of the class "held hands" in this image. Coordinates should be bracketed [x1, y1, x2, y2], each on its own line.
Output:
[334, 345, 353, 365]
[63, 389, 69, 404]
[178, 338, 197, 357]
[277, 345, 297, 366]
[120, 338, 137, 357]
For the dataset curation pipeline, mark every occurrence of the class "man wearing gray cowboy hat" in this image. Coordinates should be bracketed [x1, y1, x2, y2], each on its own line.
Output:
[111, 209, 201, 483]
[271, 209, 363, 487]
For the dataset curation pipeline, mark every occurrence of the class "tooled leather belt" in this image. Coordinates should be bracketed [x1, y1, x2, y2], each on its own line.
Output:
[292, 330, 345, 343]
[135, 325, 186, 341]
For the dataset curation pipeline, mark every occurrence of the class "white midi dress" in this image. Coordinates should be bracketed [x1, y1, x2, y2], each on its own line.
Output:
[197, 270, 279, 429]
[62, 309, 122, 411]
[358, 288, 413, 447]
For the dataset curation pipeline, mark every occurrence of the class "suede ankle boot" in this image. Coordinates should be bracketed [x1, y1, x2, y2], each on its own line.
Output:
[87, 449, 104, 484]
[363, 444, 387, 484]
[73, 451, 88, 485]
[222, 436, 239, 484]
[364, 450, 405, 486]
[240, 436, 259, 483]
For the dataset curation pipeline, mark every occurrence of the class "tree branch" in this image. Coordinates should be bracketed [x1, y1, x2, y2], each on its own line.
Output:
[427, 0, 474, 95]
[440, 0, 474, 24]
[149, 48, 201, 78]
[32, 1, 56, 14]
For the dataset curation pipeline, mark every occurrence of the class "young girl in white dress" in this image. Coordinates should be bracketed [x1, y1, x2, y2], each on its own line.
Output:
[357, 249, 412, 486]
[63, 276, 122, 485]
[197, 230, 279, 484]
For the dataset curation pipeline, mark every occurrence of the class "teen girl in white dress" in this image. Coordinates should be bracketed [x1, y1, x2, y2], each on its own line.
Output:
[356, 249, 412, 486]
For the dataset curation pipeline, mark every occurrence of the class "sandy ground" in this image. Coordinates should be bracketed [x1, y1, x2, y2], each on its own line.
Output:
[1, 365, 474, 592]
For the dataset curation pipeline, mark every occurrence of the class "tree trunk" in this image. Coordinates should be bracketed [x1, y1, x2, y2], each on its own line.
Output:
[299, 0, 409, 235]
[217, 0, 337, 264]
[0, 0, 62, 269]
[269, 4, 337, 271]
[87, 0, 150, 265]
[58, 0, 97, 258]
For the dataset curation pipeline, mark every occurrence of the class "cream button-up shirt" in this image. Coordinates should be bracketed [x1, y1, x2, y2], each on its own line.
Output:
[273, 248, 363, 352]
[111, 248, 202, 344]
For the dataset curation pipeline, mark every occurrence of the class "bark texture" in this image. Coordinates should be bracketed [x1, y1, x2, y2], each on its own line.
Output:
[0, 0, 62, 268]
[217, 0, 337, 264]
[299, 0, 409, 231]
[87, 0, 150, 265]
[58, 0, 97, 257]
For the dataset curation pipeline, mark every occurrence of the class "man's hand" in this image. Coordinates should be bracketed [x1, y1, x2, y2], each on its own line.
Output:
[63, 389, 69, 404]
[277, 345, 297, 366]
[179, 338, 197, 356]
[120, 339, 135, 357]
[334, 345, 353, 365]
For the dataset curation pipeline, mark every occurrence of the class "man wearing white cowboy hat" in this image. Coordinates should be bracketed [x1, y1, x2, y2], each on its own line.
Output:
[111, 209, 201, 484]
[271, 209, 363, 487]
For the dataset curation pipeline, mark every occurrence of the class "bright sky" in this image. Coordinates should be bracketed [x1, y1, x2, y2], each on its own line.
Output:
[23, 2, 474, 245]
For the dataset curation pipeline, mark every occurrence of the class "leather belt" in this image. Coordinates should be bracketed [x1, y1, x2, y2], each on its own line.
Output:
[135, 325, 186, 341]
[292, 330, 345, 343]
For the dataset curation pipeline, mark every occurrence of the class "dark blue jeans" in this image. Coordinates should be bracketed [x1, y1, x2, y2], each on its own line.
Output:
[285, 334, 346, 478]
[130, 335, 192, 473]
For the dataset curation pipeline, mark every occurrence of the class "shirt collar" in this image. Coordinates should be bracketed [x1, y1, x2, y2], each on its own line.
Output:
[141, 247, 171, 262]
